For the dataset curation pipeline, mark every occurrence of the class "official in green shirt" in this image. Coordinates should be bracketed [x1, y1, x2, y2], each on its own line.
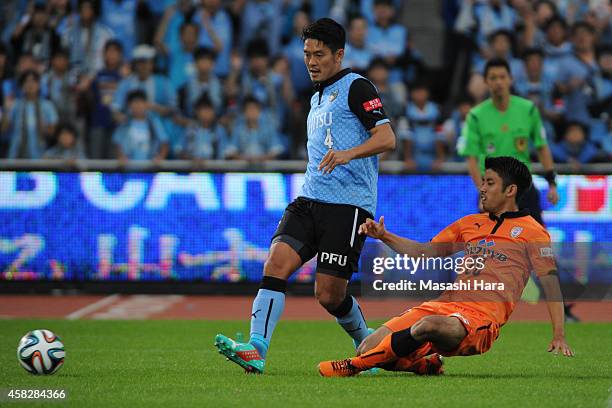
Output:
[458, 57, 559, 224]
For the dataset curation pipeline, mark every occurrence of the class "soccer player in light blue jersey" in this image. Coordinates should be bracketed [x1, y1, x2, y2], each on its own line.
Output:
[215, 18, 396, 374]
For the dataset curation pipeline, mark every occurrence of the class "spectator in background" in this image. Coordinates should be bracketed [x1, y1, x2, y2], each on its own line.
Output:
[1, 52, 40, 111]
[366, 58, 405, 121]
[41, 49, 76, 124]
[225, 96, 284, 161]
[112, 45, 177, 123]
[474, 30, 527, 83]
[227, 39, 290, 131]
[168, 22, 199, 90]
[87, 39, 125, 159]
[283, 10, 311, 97]
[63, 0, 115, 77]
[539, 16, 573, 79]
[399, 81, 446, 171]
[0, 43, 9, 112]
[343, 15, 373, 74]
[112, 90, 169, 162]
[473, 0, 518, 51]
[100, 0, 138, 59]
[443, 94, 475, 161]
[239, 0, 282, 57]
[181, 47, 223, 118]
[2, 70, 58, 159]
[589, 46, 612, 145]
[154, 0, 197, 61]
[43, 122, 86, 160]
[556, 21, 599, 125]
[182, 95, 228, 161]
[48, 0, 72, 37]
[194, 0, 233, 78]
[515, 48, 563, 141]
[367, 0, 407, 83]
[11, 2, 61, 63]
[550, 121, 599, 169]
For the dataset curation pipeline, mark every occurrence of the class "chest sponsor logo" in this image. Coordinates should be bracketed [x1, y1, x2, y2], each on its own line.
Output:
[486, 142, 495, 154]
[465, 239, 508, 262]
[307, 112, 333, 133]
[510, 226, 523, 238]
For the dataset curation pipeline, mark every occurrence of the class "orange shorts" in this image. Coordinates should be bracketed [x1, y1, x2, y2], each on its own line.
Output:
[383, 301, 500, 357]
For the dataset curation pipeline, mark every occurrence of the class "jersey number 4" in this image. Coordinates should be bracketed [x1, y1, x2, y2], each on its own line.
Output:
[324, 128, 333, 149]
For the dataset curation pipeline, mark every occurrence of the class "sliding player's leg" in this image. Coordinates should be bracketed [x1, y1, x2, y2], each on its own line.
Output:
[318, 303, 469, 377]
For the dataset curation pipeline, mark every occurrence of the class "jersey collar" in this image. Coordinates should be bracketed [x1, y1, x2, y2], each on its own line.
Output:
[488, 209, 530, 222]
[313, 68, 352, 93]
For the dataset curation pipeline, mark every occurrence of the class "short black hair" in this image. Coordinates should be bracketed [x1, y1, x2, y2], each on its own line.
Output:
[19, 69, 40, 86]
[484, 57, 511, 77]
[485, 156, 532, 202]
[194, 94, 214, 110]
[564, 120, 589, 135]
[302, 18, 345, 53]
[374, 0, 394, 6]
[193, 46, 217, 61]
[544, 15, 567, 32]
[487, 29, 514, 45]
[180, 21, 199, 34]
[54, 122, 78, 140]
[522, 47, 544, 60]
[243, 95, 262, 108]
[571, 21, 595, 36]
[51, 48, 70, 60]
[104, 39, 124, 53]
[245, 38, 270, 59]
[367, 57, 390, 72]
[127, 89, 147, 104]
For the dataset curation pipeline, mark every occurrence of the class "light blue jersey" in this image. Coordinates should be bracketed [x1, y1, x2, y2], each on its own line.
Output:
[302, 69, 390, 215]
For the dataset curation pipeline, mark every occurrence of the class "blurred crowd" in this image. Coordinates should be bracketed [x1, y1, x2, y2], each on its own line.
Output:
[0, 0, 610, 169]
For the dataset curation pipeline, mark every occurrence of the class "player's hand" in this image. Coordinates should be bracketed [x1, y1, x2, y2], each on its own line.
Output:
[318, 149, 353, 174]
[547, 336, 574, 357]
[358, 216, 386, 239]
[547, 185, 559, 206]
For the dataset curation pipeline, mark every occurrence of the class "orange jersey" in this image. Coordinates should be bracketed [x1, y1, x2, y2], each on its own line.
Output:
[430, 210, 556, 325]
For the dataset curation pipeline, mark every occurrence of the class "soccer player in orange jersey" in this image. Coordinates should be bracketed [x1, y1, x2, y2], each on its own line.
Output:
[318, 156, 574, 377]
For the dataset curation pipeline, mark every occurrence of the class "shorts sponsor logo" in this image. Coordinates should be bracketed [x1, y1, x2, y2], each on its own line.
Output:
[362, 98, 382, 112]
[540, 247, 554, 257]
[510, 226, 523, 238]
[320, 251, 347, 266]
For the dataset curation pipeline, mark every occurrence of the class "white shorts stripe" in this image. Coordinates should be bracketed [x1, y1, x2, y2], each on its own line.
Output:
[349, 208, 359, 247]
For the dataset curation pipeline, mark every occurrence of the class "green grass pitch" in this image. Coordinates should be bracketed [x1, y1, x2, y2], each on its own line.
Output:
[1, 319, 610, 407]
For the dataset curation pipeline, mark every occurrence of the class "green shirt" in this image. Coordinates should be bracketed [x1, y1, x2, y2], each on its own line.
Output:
[458, 95, 547, 172]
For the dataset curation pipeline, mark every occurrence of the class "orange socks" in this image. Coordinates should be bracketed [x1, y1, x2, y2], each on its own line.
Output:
[350, 333, 398, 370]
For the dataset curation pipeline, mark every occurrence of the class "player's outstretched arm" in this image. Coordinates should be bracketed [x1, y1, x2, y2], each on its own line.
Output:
[539, 273, 574, 357]
[358, 216, 440, 258]
[318, 123, 395, 174]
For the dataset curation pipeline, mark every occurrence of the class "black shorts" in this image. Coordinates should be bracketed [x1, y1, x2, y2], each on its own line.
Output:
[271, 197, 373, 280]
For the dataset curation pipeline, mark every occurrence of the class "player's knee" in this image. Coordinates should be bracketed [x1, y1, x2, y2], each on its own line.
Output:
[412, 316, 443, 340]
[263, 256, 292, 279]
[315, 288, 345, 313]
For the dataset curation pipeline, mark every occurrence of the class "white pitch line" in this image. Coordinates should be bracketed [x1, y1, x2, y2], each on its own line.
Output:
[65, 294, 120, 320]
